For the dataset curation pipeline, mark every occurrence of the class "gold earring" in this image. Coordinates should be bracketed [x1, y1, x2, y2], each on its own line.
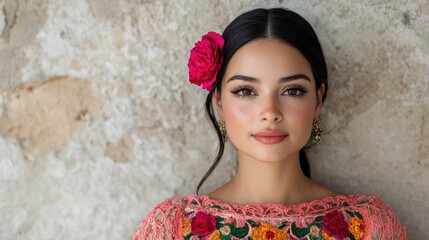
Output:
[312, 118, 323, 143]
[218, 120, 228, 142]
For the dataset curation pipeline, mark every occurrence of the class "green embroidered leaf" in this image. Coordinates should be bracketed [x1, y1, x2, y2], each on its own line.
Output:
[314, 216, 323, 222]
[278, 221, 287, 229]
[191, 200, 198, 205]
[349, 233, 356, 240]
[215, 216, 225, 223]
[246, 219, 259, 228]
[291, 222, 310, 238]
[220, 233, 232, 240]
[309, 234, 320, 240]
[212, 205, 227, 210]
[342, 202, 350, 207]
[345, 210, 354, 216]
[355, 212, 363, 219]
[184, 233, 192, 240]
[230, 223, 249, 238]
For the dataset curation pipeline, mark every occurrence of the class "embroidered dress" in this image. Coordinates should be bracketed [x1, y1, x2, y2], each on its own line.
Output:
[133, 194, 406, 240]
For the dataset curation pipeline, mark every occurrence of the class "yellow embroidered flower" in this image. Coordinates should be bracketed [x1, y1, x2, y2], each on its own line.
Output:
[349, 216, 365, 240]
[252, 222, 287, 240]
[322, 231, 333, 240]
[182, 218, 191, 235]
[208, 230, 221, 240]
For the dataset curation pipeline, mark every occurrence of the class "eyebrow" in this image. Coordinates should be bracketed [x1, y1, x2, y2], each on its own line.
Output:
[226, 74, 311, 83]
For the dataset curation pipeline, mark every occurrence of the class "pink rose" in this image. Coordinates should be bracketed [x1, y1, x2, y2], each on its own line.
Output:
[220, 226, 231, 235]
[310, 225, 320, 236]
[188, 31, 224, 91]
[191, 211, 217, 237]
[322, 210, 350, 239]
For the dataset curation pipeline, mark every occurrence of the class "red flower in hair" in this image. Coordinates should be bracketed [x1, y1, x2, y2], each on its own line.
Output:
[190, 211, 217, 237]
[188, 32, 224, 91]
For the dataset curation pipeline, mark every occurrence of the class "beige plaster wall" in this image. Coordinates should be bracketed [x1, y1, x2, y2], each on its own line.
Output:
[0, 0, 427, 239]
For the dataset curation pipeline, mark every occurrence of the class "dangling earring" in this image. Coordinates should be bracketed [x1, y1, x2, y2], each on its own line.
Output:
[312, 118, 323, 143]
[218, 120, 228, 142]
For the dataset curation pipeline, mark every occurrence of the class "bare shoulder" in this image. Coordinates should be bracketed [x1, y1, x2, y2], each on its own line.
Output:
[308, 180, 343, 200]
[206, 179, 247, 204]
[206, 184, 232, 203]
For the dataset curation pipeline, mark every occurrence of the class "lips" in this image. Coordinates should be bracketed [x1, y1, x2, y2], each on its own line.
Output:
[252, 130, 288, 144]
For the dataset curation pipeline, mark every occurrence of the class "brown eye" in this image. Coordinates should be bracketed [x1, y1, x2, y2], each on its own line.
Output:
[231, 87, 256, 96]
[286, 89, 299, 95]
[239, 89, 254, 96]
[283, 87, 308, 97]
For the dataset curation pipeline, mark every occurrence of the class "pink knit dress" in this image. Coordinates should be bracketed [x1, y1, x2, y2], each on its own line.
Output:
[133, 194, 406, 240]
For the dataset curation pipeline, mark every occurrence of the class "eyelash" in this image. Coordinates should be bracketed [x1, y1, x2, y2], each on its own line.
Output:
[230, 85, 308, 98]
[231, 86, 256, 96]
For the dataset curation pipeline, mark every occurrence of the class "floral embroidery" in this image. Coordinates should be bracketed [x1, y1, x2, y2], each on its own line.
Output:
[181, 196, 373, 240]
[252, 222, 288, 239]
[191, 211, 217, 237]
[219, 226, 231, 235]
[183, 218, 191, 235]
[322, 210, 349, 238]
[349, 216, 365, 240]
[322, 231, 333, 240]
[208, 230, 221, 240]
[310, 225, 320, 236]
[183, 209, 365, 239]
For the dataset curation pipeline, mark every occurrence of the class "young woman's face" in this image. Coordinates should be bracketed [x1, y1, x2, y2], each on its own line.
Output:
[215, 38, 325, 163]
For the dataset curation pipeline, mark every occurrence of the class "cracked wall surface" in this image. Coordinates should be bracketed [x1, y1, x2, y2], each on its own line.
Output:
[0, 0, 428, 239]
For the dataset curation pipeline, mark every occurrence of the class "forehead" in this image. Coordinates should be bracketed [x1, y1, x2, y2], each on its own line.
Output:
[223, 38, 313, 82]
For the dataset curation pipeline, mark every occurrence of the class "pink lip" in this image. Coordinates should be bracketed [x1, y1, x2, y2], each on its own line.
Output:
[252, 130, 288, 144]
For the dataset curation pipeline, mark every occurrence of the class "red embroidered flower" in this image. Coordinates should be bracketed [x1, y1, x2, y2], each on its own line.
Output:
[188, 31, 224, 91]
[266, 230, 275, 238]
[322, 210, 350, 239]
[191, 211, 217, 237]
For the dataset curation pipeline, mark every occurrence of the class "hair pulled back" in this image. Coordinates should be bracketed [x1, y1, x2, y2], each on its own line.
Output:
[197, 8, 328, 194]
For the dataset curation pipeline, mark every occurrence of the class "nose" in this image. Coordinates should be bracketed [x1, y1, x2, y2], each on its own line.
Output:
[259, 96, 283, 122]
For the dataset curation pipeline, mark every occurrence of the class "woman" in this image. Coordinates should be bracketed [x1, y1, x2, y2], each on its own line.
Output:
[134, 8, 406, 240]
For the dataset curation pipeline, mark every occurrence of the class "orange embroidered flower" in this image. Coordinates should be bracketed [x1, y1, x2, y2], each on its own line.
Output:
[252, 222, 287, 240]
[182, 218, 191, 235]
[208, 230, 221, 240]
[349, 216, 365, 240]
[322, 231, 333, 240]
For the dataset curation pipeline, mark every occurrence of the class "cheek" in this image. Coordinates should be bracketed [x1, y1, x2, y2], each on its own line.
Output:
[285, 102, 316, 132]
[221, 97, 253, 135]
[223, 100, 249, 124]
[291, 105, 315, 120]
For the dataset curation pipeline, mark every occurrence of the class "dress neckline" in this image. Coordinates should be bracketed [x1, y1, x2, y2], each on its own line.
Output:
[183, 193, 378, 209]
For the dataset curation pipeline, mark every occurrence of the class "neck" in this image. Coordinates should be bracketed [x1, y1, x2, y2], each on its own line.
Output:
[223, 151, 311, 205]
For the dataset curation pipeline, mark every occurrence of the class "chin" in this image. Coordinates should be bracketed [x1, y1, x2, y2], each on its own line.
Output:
[245, 150, 298, 163]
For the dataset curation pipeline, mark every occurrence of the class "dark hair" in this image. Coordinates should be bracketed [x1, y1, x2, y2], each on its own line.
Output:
[196, 8, 328, 194]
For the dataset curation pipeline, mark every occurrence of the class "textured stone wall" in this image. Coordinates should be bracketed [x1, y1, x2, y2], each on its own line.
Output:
[0, 0, 427, 239]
